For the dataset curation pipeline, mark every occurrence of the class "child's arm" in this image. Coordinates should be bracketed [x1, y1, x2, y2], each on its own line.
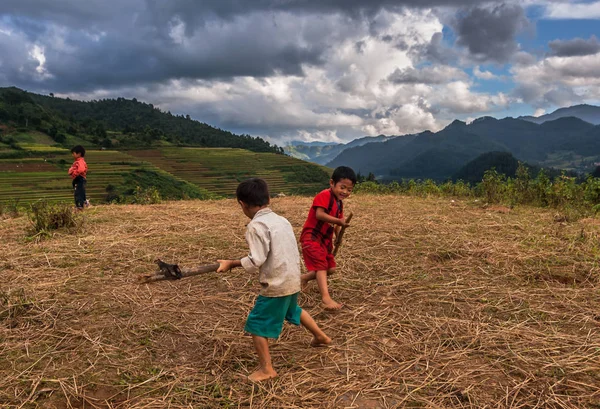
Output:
[217, 259, 242, 272]
[68, 161, 78, 176]
[69, 161, 85, 177]
[334, 225, 342, 237]
[316, 207, 349, 227]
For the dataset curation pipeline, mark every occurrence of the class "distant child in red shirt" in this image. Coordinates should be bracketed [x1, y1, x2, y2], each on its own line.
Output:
[300, 166, 356, 310]
[68, 145, 88, 210]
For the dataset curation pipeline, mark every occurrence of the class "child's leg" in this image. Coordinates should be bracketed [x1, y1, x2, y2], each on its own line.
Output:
[249, 335, 277, 382]
[81, 180, 87, 205]
[299, 310, 331, 347]
[244, 295, 289, 382]
[315, 270, 342, 310]
[74, 177, 85, 209]
[300, 271, 316, 290]
[285, 294, 331, 347]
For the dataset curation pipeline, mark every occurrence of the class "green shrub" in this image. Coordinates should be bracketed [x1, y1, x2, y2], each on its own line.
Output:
[513, 162, 532, 204]
[583, 176, 600, 205]
[121, 169, 218, 201]
[549, 174, 582, 208]
[132, 186, 161, 204]
[353, 169, 600, 221]
[28, 201, 79, 235]
[532, 169, 551, 207]
[354, 181, 384, 194]
[0, 199, 23, 218]
[480, 169, 505, 203]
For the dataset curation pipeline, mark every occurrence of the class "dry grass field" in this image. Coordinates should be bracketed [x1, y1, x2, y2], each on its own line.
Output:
[1, 195, 600, 408]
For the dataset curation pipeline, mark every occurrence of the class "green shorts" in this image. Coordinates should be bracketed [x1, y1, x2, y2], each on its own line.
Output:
[244, 293, 302, 339]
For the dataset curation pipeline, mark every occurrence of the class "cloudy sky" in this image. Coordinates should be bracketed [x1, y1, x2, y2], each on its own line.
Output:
[1, 0, 600, 143]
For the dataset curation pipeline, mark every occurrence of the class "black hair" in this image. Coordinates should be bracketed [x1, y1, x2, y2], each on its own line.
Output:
[331, 166, 357, 185]
[236, 178, 270, 207]
[71, 145, 86, 157]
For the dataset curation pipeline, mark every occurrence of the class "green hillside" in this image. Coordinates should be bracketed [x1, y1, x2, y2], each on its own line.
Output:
[128, 148, 330, 196]
[0, 87, 331, 204]
[0, 135, 330, 204]
[0, 87, 281, 153]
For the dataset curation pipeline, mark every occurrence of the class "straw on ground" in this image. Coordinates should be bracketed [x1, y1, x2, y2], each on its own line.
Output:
[1, 195, 599, 408]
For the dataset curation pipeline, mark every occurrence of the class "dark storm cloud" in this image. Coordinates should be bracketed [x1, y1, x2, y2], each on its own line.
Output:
[453, 3, 529, 63]
[422, 32, 460, 64]
[142, 0, 483, 21]
[36, 29, 325, 92]
[0, 0, 141, 30]
[0, 0, 489, 93]
[0, 0, 489, 26]
[0, 30, 41, 88]
[548, 36, 600, 57]
[0, 8, 329, 92]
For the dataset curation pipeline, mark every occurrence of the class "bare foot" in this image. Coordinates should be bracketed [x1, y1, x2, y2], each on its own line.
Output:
[246, 368, 278, 383]
[322, 298, 343, 310]
[311, 335, 332, 347]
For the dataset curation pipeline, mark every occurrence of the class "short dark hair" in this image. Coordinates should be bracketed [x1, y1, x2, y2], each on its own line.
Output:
[71, 145, 86, 157]
[331, 166, 357, 185]
[236, 178, 270, 207]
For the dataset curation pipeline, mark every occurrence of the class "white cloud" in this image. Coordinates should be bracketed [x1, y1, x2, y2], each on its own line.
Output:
[432, 81, 510, 113]
[542, 1, 600, 19]
[513, 54, 600, 87]
[473, 65, 498, 80]
[29, 45, 52, 79]
[511, 53, 600, 107]
[23, 7, 518, 143]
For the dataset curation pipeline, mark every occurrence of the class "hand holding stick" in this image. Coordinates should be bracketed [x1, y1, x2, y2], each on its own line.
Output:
[332, 212, 353, 257]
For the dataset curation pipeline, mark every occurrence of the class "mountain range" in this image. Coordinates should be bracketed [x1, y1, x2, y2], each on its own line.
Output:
[329, 114, 600, 180]
[284, 135, 394, 165]
[519, 104, 600, 125]
[284, 104, 600, 181]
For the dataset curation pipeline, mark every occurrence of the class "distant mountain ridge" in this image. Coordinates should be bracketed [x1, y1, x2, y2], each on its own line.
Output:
[519, 104, 600, 125]
[284, 134, 395, 165]
[328, 114, 600, 181]
[287, 140, 338, 147]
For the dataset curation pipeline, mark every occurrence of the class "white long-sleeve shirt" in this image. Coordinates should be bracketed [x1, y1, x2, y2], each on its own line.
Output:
[241, 208, 302, 297]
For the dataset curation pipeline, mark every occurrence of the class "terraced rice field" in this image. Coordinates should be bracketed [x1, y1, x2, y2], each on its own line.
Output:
[0, 146, 329, 203]
[0, 148, 163, 204]
[128, 148, 328, 196]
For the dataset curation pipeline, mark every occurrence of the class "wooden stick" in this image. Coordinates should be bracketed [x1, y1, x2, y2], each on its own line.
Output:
[332, 212, 353, 257]
[138, 263, 220, 284]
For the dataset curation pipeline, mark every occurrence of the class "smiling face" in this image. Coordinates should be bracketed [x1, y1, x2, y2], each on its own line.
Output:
[330, 178, 354, 201]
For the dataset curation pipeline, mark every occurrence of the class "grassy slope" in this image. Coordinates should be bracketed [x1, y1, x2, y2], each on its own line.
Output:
[127, 148, 330, 196]
[0, 134, 330, 203]
[1, 195, 599, 408]
[0, 147, 173, 203]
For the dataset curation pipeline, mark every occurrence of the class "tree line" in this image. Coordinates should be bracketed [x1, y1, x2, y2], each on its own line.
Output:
[0, 87, 283, 153]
